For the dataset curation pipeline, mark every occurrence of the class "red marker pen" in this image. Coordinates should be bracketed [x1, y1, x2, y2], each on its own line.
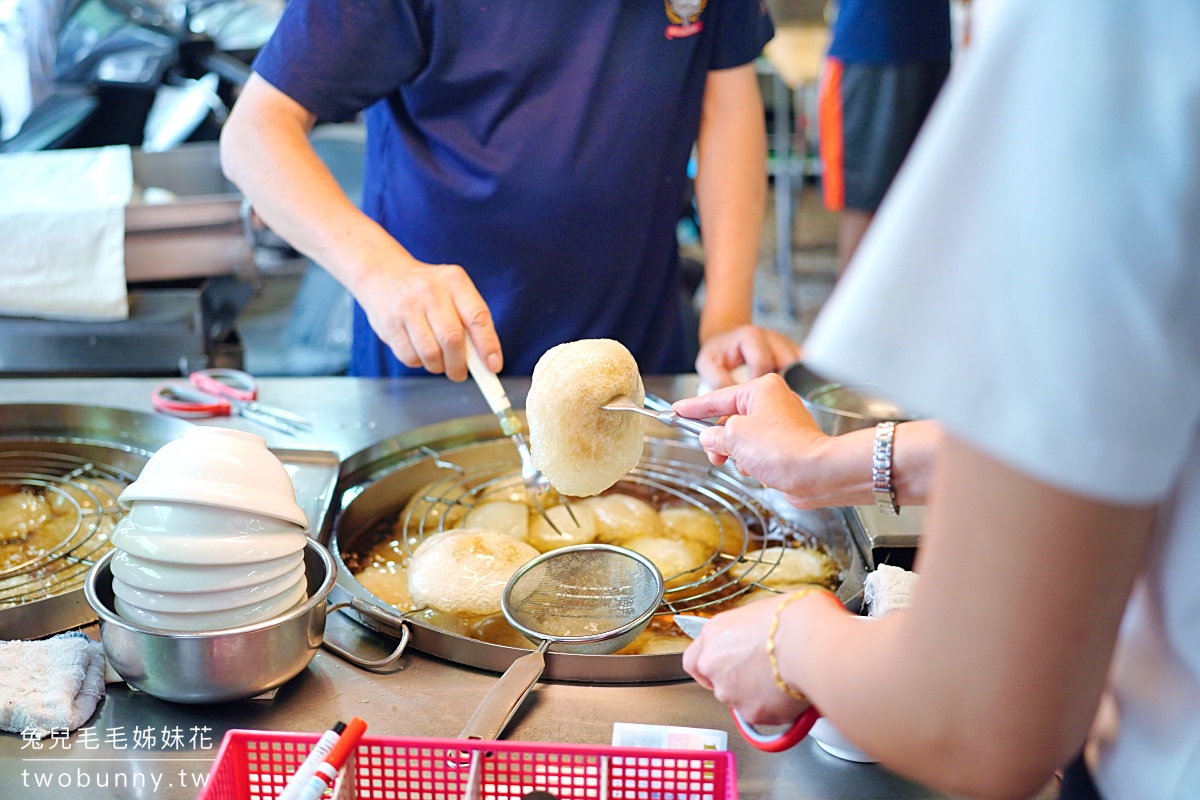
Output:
[293, 717, 368, 800]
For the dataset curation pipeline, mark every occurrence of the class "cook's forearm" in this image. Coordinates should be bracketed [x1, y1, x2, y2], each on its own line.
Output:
[796, 420, 938, 508]
[220, 76, 409, 294]
[695, 64, 766, 340]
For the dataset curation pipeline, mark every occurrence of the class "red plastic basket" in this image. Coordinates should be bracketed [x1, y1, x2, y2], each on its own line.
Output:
[198, 730, 738, 800]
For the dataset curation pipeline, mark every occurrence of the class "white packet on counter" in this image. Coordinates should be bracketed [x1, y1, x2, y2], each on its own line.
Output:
[612, 722, 728, 751]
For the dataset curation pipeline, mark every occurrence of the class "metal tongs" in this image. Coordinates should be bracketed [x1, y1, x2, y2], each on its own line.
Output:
[601, 395, 718, 436]
[465, 343, 577, 535]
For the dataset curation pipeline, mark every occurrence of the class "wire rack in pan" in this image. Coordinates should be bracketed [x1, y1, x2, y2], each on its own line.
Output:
[397, 447, 842, 614]
[0, 452, 133, 608]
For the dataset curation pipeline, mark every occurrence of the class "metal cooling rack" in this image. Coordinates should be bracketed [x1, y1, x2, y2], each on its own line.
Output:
[396, 447, 842, 614]
[0, 452, 133, 608]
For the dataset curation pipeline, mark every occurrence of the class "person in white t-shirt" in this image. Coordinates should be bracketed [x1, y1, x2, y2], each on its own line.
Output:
[675, 1, 1200, 798]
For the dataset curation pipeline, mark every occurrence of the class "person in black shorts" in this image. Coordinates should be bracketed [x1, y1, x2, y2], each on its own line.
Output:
[818, 0, 951, 273]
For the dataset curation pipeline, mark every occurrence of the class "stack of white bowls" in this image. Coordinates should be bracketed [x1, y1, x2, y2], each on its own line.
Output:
[108, 427, 311, 632]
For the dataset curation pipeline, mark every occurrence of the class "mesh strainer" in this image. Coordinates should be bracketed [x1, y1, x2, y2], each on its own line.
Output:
[459, 544, 664, 740]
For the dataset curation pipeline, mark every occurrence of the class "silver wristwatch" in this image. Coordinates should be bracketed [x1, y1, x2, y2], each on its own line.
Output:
[872, 421, 900, 515]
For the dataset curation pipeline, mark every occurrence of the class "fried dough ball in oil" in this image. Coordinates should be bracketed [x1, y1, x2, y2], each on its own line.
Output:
[583, 494, 663, 544]
[730, 546, 839, 589]
[355, 564, 414, 610]
[0, 492, 51, 545]
[0, 511, 88, 571]
[733, 583, 828, 608]
[659, 505, 748, 557]
[478, 477, 527, 505]
[406, 528, 538, 618]
[464, 501, 530, 542]
[527, 502, 598, 553]
[623, 535, 710, 590]
[616, 628, 691, 655]
[46, 478, 123, 517]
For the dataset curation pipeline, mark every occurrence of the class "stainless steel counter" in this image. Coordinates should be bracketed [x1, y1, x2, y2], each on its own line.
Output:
[0, 377, 1014, 800]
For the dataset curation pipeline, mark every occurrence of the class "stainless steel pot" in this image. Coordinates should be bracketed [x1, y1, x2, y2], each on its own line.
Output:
[85, 540, 406, 703]
[783, 362, 914, 436]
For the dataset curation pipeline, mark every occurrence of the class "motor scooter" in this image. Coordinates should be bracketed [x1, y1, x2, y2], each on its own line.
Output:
[0, 0, 276, 153]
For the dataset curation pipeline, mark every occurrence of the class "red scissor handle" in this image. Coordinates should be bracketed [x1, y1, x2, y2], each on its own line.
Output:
[151, 382, 232, 417]
[189, 368, 258, 403]
[727, 590, 844, 753]
[731, 705, 822, 753]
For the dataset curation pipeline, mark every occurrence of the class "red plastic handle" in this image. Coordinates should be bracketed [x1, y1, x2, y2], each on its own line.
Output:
[189, 368, 258, 403]
[731, 706, 821, 753]
[151, 382, 232, 417]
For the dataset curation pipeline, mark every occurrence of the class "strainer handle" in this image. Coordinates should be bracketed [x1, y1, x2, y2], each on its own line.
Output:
[458, 640, 550, 741]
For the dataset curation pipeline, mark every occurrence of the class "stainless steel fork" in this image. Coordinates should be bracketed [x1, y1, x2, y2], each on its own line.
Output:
[466, 343, 577, 533]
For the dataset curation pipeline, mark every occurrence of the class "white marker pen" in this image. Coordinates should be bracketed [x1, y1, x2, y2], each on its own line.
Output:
[277, 721, 346, 800]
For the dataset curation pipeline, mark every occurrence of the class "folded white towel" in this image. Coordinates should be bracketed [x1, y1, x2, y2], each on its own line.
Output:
[0, 632, 107, 738]
[0, 146, 131, 321]
[864, 563, 918, 618]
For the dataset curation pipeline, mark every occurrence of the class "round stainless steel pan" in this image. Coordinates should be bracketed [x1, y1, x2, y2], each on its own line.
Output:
[0, 404, 192, 639]
[327, 413, 868, 684]
[783, 362, 914, 436]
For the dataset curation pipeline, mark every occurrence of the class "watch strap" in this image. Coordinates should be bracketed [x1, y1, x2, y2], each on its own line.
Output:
[872, 421, 900, 515]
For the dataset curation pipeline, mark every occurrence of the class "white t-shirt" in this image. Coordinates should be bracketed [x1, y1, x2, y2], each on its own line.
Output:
[804, 0, 1200, 797]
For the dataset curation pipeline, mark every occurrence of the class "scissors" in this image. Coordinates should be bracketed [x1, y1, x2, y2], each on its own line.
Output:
[151, 368, 313, 436]
[675, 614, 823, 753]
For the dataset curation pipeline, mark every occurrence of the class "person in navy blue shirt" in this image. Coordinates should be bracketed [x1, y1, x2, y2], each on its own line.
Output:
[818, 0, 952, 272]
[220, 0, 799, 387]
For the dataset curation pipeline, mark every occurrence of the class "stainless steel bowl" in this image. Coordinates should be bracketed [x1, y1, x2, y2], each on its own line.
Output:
[85, 540, 337, 704]
[783, 362, 914, 436]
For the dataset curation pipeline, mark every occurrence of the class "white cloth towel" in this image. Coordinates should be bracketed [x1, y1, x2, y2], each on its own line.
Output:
[0, 632, 106, 738]
[0, 146, 131, 321]
[864, 563, 918, 618]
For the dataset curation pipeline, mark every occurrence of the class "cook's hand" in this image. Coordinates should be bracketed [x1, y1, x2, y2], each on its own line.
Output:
[355, 258, 502, 382]
[683, 598, 811, 726]
[673, 374, 829, 507]
[695, 325, 802, 390]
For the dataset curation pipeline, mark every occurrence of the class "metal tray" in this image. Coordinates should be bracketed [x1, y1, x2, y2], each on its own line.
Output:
[0, 404, 342, 640]
[126, 143, 250, 282]
[0, 405, 188, 639]
[273, 447, 342, 543]
[327, 413, 869, 684]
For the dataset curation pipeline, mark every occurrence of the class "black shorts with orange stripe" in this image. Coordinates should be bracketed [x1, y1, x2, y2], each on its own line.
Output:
[818, 57, 950, 212]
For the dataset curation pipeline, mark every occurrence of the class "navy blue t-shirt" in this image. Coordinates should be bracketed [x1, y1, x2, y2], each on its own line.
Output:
[827, 0, 951, 64]
[253, 0, 773, 377]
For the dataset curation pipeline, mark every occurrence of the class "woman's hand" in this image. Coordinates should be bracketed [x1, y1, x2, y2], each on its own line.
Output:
[695, 325, 802, 390]
[674, 374, 834, 507]
[683, 597, 811, 726]
[354, 258, 503, 382]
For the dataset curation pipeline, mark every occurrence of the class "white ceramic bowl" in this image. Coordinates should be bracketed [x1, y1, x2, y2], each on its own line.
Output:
[111, 561, 305, 613]
[109, 550, 304, 593]
[124, 501, 301, 537]
[808, 718, 877, 763]
[119, 427, 308, 527]
[111, 521, 307, 565]
[114, 577, 307, 632]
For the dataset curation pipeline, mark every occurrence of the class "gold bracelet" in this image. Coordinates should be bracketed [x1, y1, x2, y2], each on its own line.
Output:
[766, 587, 834, 703]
